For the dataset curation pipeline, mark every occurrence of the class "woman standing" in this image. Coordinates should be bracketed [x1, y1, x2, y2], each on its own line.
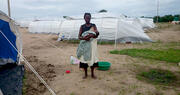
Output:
[77, 13, 99, 79]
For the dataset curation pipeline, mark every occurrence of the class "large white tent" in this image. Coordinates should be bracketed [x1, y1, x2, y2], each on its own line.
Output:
[138, 18, 155, 29]
[58, 18, 152, 43]
[28, 13, 154, 43]
[123, 18, 155, 29]
[15, 18, 35, 28]
[16, 17, 63, 28]
[69, 12, 126, 19]
[29, 21, 62, 34]
[16, 20, 32, 28]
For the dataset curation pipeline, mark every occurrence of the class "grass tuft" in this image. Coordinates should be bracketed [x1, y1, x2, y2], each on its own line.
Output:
[110, 48, 180, 63]
[137, 69, 177, 85]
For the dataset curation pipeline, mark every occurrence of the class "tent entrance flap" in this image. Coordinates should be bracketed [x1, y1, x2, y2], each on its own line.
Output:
[0, 20, 18, 65]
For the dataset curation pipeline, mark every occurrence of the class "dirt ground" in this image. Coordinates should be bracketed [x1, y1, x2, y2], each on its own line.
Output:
[20, 24, 180, 95]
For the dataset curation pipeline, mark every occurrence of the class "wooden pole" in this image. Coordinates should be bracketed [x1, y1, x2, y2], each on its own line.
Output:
[7, 0, 11, 17]
[156, 0, 159, 23]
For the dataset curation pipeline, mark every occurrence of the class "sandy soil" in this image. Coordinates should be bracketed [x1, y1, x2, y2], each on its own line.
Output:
[20, 24, 180, 95]
[146, 25, 180, 42]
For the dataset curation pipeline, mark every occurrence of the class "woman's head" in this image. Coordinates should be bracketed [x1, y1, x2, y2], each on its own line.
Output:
[84, 13, 91, 24]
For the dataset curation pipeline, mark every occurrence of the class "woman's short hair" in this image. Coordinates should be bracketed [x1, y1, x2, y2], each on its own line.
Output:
[84, 13, 91, 19]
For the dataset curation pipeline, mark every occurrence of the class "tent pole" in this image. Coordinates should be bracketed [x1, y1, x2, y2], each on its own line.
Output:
[114, 18, 118, 49]
[7, 0, 11, 17]
[100, 18, 103, 44]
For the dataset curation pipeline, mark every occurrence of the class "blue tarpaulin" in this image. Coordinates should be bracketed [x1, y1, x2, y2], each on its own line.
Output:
[0, 19, 17, 63]
[0, 12, 24, 95]
[0, 64, 24, 95]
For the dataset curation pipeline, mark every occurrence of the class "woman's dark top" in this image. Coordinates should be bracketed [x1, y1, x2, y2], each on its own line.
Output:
[81, 23, 96, 34]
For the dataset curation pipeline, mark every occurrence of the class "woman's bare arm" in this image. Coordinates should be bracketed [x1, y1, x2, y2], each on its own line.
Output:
[78, 26, 84, 40]
[93, 25, 99, 38]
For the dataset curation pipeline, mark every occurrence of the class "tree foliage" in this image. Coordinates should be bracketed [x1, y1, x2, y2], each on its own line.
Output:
[98, 9, 108, 13]
[153, 14, 180, 23]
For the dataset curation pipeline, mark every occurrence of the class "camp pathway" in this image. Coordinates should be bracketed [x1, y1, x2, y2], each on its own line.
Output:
[20, 27, 180, 95]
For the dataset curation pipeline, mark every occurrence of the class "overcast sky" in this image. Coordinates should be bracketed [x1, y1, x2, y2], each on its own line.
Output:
[0, 0, 180, 19]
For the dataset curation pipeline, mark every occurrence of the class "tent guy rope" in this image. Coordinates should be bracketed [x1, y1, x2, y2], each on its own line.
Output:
[0, 30, 56, 95]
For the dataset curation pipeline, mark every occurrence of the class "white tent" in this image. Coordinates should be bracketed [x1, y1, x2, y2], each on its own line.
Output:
[124, 18, 155, 30]
[29, 21, 62, 34]
[138, 18, 155, 29]
[70, 12, 126, 19]
[16, 16, 63, 28]
[27, 13, 153, 43]
[16, 20, 32, 28]
[58, 17, 152, 43]
[117, 19, 152, 43]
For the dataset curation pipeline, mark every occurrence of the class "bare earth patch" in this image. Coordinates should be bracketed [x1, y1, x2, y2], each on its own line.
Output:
[20, 23, 180, 95]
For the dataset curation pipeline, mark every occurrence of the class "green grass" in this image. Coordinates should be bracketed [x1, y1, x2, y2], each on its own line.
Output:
[137, 69, 177, 85]
[64, 40, 80, 44]
[164, 42, 180, 48]
[70, 93, 75, 95]
[156, 23, 173, 29]
[155, 23, 180, 31]
[110, 48, 180, 63]
[97, 41, 114, 45]
[64, 39, 115, 45]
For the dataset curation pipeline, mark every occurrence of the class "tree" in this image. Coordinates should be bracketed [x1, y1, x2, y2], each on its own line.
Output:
[153, 16, 160, 22]
[153, 14, 180, 23]
[98, 9, 107, 13]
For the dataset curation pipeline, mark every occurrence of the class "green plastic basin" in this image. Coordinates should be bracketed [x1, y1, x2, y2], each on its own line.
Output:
[98, 62, 111, 71]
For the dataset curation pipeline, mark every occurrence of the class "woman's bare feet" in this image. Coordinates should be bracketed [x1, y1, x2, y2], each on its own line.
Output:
[91, 66, 97, 79]
[83, 68, 88, 79]
[91, 75, 97, 79]
[83, 75, 88, 79]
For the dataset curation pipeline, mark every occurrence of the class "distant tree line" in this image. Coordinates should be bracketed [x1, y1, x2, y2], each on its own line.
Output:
[153, 14, 180, 23]
[98, 9, 108, 13]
